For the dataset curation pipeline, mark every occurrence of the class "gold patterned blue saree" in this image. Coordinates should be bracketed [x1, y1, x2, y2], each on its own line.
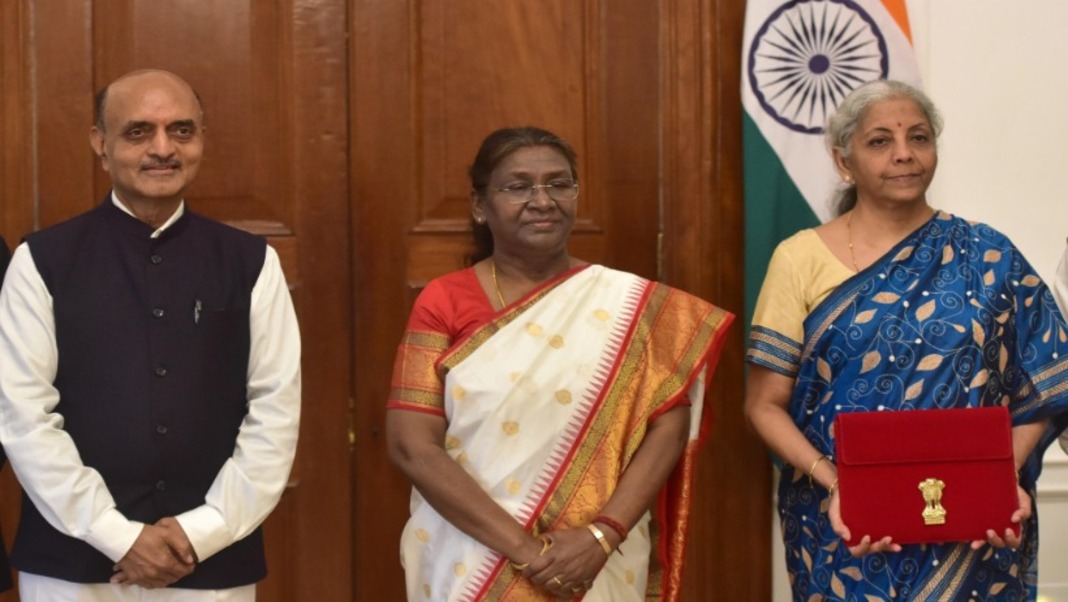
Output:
[748, 212, 1068, 600]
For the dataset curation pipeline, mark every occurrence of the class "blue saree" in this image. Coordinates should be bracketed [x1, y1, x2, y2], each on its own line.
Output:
[748, 212, 1068, 601]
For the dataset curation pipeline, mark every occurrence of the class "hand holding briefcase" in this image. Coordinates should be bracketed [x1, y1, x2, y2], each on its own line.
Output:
[834, 406, 1020, 546]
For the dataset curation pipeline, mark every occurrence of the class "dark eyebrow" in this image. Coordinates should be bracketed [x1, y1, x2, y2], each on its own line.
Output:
[503, 167, 573, 179]
[120, 119, 198, 132]
[167, 119, 198, 130]
[121, 120, 155, 132]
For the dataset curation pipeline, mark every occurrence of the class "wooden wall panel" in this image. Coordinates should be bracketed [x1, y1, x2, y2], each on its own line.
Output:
[89, 1, 293, 228]
[349, 1, 419, 597]
[284, 2, 352, 598]
[591, 0, 661, 279]
[407, 0, 611, 271]
[0, 7, 29, 598]
[660, 0, 769, 599]
[32, 0, 97, 229]
[416, 1, 589, 225]
[0, 1, 32, 241]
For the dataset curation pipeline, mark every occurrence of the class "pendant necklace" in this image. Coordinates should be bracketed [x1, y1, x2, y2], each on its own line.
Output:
[846, 211, 860, 273]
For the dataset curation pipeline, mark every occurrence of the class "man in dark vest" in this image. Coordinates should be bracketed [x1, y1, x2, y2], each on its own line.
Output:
[0, 69, 301, 600]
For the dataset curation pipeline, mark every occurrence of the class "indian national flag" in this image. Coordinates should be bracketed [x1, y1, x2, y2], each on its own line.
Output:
[742, 0, 922, 319]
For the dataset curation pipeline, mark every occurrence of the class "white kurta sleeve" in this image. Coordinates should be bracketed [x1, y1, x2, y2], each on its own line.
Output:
[174, 245, 301, 561]
[0, 243, 144, 561]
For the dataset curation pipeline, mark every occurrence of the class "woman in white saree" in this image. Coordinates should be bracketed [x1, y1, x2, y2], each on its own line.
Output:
[387, 127, 733, 601]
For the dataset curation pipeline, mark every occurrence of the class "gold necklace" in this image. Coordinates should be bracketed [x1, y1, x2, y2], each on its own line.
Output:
[490, 260, 507, 308]
[846, 211, 860, 273]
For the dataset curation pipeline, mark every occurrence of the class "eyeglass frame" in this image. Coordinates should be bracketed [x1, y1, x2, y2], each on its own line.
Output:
[491, 180, 580, 204]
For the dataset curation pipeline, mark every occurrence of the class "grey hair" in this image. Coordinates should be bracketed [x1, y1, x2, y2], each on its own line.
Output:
[826, 79, 944, 215]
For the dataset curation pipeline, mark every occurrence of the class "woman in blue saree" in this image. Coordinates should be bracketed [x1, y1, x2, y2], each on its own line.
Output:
[745, 80, 1068, 600]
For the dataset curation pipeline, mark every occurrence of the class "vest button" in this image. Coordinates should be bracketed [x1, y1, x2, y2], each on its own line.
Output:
[151, 308, 165, 318]
[155, 480, 166, 491]
[154, 365, 167, 377]
[150, 254, 163, 265]
[156, 425, 168, 435]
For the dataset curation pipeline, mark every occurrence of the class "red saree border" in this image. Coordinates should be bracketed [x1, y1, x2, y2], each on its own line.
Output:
[517, 279, 652, 529]
[494, 282, 733, 601]
[386, 330, 451, 414]
[465, 273, 649, 601]
[649, 293, 734, 602]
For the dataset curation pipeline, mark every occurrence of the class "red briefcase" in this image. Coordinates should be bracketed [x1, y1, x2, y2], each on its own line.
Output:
[834, 406, 1020, 545]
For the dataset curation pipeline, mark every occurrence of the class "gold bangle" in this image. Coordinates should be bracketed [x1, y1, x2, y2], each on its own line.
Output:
[807, 455, 829, 487]
[539, 535, 553, 555]
[828, 477, 839, 497]
[508, 535, 553, 570]
[586, 523, 613, 556]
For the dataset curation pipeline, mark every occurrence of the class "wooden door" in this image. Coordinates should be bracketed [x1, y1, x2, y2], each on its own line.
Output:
[349, 1, 766, 601]
[0, 1, 352, 600]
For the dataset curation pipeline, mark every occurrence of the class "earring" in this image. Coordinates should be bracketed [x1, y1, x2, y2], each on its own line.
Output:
[843, 175, 853, 185]
[474, 217, 484, 224]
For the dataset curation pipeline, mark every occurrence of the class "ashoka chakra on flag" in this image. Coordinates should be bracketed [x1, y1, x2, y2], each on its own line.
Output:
[748, 0, 889, 134]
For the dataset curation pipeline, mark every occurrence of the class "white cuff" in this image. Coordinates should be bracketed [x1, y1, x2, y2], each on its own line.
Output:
[84, 509, 144, 562]
[175, 505, 232, 562]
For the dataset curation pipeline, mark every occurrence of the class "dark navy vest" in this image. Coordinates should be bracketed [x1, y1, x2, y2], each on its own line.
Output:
[12, 200, 268, 588]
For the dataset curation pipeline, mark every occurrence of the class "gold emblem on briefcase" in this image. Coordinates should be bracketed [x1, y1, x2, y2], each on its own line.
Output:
[918, 478, 947, 525]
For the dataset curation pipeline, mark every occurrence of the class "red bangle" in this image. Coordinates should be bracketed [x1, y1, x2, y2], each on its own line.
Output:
[593, 515, 628, 542]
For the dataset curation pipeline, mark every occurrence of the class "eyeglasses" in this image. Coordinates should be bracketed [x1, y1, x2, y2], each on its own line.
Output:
[493, 180, 580, 204]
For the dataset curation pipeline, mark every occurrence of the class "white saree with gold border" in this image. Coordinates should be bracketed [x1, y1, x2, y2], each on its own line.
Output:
[393, 265, 733, 601]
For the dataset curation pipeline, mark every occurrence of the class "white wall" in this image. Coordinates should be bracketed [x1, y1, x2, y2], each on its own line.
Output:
[911, 0, 1067, 285]
[771, 2, 1068, 600]
[915, 4, 1068, 599]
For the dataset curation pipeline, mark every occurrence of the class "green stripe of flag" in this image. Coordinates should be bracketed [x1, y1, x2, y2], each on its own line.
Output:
[743, 111, 820, 326]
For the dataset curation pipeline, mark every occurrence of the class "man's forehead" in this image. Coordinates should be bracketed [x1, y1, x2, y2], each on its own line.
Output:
[109, 69, 191, 94]
[104, 73, 202, 123]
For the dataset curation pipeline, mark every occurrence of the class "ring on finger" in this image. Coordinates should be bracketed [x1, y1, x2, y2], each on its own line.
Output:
[551, 576, 563, 587]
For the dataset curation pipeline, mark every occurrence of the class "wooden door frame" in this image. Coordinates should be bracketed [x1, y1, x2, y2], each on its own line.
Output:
[0, 7, 33, 599]
[660, 0, 771, 598]
[0, 1, 33, 241]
